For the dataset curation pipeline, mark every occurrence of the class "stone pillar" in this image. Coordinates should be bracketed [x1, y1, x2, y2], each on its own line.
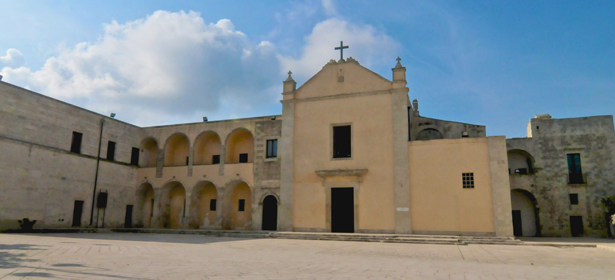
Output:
[156, 148, 164, 178]
[279, 71, 296, 231]
[187, 146, 194, 177]
[219, 145, 225, 176]
[488, 136, 514, 237]
[152, 188, 162, 228]
[392, 58, 412, 234]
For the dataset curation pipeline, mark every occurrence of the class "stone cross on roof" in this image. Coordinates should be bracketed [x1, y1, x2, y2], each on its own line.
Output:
[334, 41, 349, 60]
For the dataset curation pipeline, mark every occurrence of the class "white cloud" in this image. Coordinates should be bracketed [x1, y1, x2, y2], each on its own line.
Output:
[280, 18, 401, 82]
[1, 11, 281, 126]
[0, 48, 25, 68]
[1, 11, 400, 126]
[322, 0, 337, 16]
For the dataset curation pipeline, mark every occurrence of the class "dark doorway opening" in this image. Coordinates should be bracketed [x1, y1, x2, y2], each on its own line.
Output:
[331, 188, 354, 233]
[125, 205, 133, 228]
[262, 195, 278, 231]
[72, 200, 84, 227]
[512, 210, 523, 236]
[570, 216, 584, 237]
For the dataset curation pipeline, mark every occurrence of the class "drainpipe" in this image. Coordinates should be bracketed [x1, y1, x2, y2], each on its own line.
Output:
[90, 119, 105, 226]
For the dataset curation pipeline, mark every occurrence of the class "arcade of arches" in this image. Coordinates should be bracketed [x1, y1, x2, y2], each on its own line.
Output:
[164, 134, 190, 166]
[135, 180, 261, 231]
[140, 138, 158, 167]
[226, 129, 254, 164]
[194, 132, 221, 165]
[510, 189, 539, 237]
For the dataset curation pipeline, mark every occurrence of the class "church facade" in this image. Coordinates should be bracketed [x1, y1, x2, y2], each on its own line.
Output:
[0, 56, 612, 237]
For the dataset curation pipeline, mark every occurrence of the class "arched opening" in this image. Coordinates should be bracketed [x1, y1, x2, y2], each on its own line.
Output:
[508, 149, 535, 174]
[511, 189, 540, 237]
[261, 195, 278, 231]
[140, 138, 159, 167]
[222, 181, 252, 230]
[190, 181, 218, 229]
[225, 129, 254, 164]
[416, 128, 443, 141]
[193, 131, 221, 165]
[135, 183, 155, 227]
[164, 134, 190, 166]
[159, 181, 186, 229]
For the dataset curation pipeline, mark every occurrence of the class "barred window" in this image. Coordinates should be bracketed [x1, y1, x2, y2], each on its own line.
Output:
[462, 173, 474, 189]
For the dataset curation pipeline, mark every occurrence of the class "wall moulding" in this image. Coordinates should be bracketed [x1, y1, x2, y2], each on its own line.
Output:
[315, 169, 368, 184]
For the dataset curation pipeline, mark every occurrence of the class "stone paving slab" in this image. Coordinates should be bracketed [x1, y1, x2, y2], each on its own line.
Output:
[0, 233, 614, 279]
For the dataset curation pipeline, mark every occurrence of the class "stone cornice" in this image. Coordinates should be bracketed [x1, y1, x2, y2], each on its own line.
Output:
[280, 88, 407, 104]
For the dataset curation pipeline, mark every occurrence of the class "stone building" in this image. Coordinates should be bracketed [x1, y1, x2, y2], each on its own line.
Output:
[0, 55, 612, 237]
[507, 114, 615, 237]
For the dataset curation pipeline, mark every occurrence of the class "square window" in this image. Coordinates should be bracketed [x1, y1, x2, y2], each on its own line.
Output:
[333, 125, 351, 158]
[569, 194, 578, 205]
[212, 155, 220, 164]
[210, 199, 217, 211]
[238, 199, 245, 211]
[266, 139, 278, 158]
[462, 173, 474, 188]
[239, 153, 248, 163]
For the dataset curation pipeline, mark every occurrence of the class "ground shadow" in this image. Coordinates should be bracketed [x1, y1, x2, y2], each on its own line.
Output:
[0, 244, 45, 269]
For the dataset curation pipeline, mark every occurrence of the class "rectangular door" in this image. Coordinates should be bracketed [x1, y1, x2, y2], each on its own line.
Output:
[570, 216, 584, 237]
[125, 205, 133, 228]
[331, 188, 354, 233]
[512, 210, 523, 236]
[72, 200, 84, 227]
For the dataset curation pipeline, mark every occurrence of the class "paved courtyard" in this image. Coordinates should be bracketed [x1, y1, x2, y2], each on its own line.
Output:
[0, 233, 613, 279]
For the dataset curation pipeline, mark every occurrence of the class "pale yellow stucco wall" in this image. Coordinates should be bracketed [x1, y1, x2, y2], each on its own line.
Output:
[291, 62, 396, 232]
[408, 138, 496, 234]
[193, 132, 221, 165]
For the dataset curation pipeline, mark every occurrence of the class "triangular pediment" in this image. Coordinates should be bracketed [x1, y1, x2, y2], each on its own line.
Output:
[294, 59, 393, 99]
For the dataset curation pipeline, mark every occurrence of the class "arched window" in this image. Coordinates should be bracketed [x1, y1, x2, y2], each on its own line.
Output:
[140, 138, 159, 167]
[193, 132, 221, 165]
[416, 128, 443, 141]
[164, 134, 190, 166]
[225, 129, 254, 164]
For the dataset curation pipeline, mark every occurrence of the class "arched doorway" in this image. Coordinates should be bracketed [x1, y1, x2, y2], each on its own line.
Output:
[222, 181, 252, 230]
[225, 129, 254, 164]
[135, 183, 155, 227]
[164, 134, 190, 166]
[262, 195, 278, 231]
[160, 181, 186, 229]
[511, 189, 540, 237]
[190, 181, 218, 229]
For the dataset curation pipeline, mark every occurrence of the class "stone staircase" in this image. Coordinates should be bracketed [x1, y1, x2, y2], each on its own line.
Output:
[16, 227, 523, 246]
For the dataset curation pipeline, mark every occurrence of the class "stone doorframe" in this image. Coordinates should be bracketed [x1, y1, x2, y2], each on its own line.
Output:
[316, 169, 367, 233]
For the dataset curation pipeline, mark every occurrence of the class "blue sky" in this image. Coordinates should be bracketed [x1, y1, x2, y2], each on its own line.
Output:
[1, 0, 613, 137]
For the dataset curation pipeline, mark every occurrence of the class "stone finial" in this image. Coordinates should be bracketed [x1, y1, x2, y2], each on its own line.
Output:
[392, 57, 407, 87]
[285, 70, 295, 82]
[412, 99, 419, 111]
[346, 57, 358, 63]
[283, 70, 297, 94]
[338, 58, 346, 63]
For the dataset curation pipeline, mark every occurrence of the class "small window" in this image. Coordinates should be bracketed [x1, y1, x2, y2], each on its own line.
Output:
[266, 139, 278, 158]
[106, 141, 116, 161]
[130, 147, 140, 166]
[70, 131, 83, 154]
[462, 173, 474, 188]
[210, 199, 217, 211]
[569, 194, 578, 205]
[212, 155, 220, 164]
[238, 199, 245, 211]
[239, 153, 248, 163]
[333, 125, 351, 158]
[567, 154, 584, 184]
